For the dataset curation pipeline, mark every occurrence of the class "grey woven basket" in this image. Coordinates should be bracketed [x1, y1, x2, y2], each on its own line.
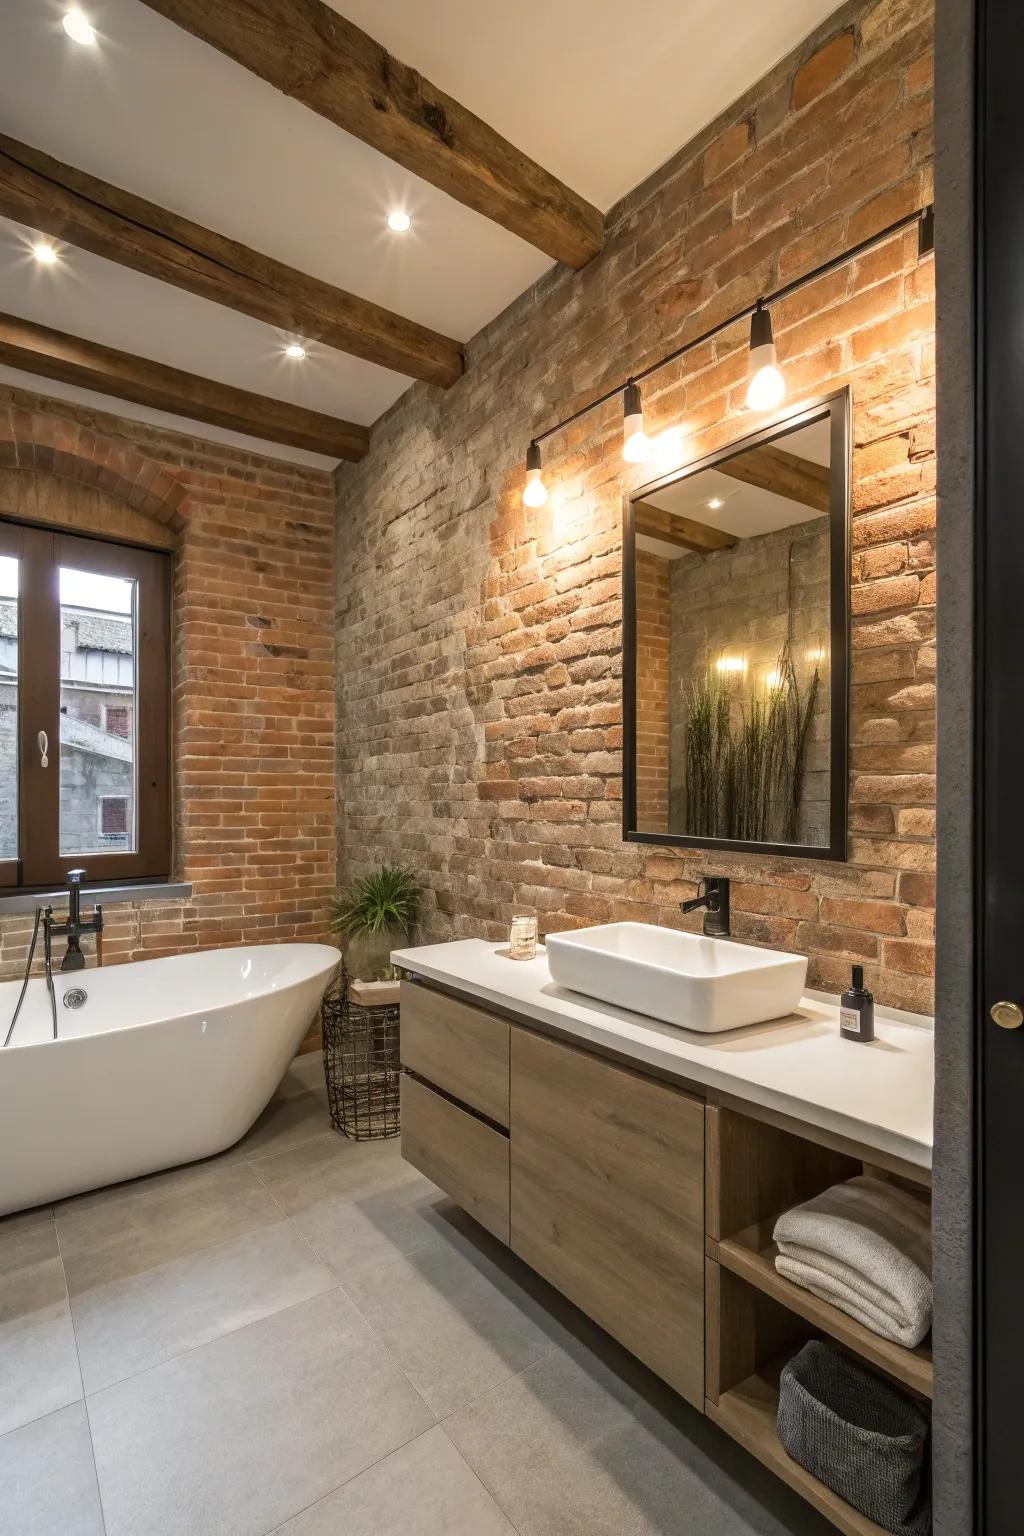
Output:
[778, 1341, 931, 1535]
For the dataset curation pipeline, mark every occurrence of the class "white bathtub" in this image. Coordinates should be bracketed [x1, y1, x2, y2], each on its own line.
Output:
[0, 942, 340, 1216]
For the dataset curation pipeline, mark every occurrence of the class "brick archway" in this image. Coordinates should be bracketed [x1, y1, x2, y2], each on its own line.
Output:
[0, 403, 190, 535]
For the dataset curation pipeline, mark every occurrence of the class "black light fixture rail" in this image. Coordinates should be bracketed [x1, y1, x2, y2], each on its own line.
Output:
[529, 203, 934, 452]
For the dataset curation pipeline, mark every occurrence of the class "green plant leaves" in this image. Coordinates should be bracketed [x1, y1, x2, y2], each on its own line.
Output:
[328, 866, 421, 938]
[684, 644, 820, 844]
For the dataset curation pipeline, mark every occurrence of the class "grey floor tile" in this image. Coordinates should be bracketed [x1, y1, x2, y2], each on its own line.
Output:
[447, 1340, 833, 1536]
[88, 1286, 434, 1536]
[57, 1155, 284, 1294]
[272, 1425, 515, 1535]
[0, 1205, 54, 1250]
[0, 1210, 81, 1436]
[0, 1208, 58, 1271]
[238, 1086, 333, 1161]
[72, 1219, 336, 1393]
[276, 1050, 328, 1102]
[251, 1131, 454, 1279]
[0, 1402, 104, 1536]
[341, 1206, 568, 1418]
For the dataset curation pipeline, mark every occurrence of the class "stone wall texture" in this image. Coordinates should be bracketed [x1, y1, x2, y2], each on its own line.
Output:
[0, 387, 336, 988]
[335, 0, 937, 1013]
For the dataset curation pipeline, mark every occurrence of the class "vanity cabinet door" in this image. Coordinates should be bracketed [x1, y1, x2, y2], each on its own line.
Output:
[510, 1029, 705, 1407]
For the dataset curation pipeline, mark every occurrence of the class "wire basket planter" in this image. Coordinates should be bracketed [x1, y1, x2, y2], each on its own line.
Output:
[321, 973, 401, 1140]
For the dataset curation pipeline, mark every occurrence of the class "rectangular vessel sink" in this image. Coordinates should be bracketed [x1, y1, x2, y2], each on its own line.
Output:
[544, 922, 808, 1033]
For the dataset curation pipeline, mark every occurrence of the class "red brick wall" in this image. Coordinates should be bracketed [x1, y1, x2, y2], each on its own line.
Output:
[634, 550, 671, 833]
[335, 0, 937, 1013]
[0, 387, 336, 982]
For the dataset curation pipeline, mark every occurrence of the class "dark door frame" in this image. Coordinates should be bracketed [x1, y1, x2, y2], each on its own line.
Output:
[969, 1, 1024, 1530]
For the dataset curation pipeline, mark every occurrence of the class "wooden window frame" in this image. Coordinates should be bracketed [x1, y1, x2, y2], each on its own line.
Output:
[0, 518, 171, 891]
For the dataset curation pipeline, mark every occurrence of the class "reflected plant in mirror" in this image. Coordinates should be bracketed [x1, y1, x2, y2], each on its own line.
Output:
[624, 392, 849, 860]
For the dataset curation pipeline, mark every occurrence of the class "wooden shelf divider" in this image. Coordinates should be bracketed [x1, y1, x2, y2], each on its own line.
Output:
[718, 1220, 933, 1399]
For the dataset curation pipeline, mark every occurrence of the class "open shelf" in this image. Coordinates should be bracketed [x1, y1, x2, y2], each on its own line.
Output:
[718, 1219, 933, 1400]
[708, 1364, 892, 1536]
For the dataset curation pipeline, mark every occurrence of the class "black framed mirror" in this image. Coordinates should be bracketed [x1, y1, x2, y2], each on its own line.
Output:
[622, 389, 850, 861]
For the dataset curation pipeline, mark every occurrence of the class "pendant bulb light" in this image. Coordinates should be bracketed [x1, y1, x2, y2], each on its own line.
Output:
[522, 439, 548, 508]
[745, 301, 786, 411]
[622, 380, 651, 464]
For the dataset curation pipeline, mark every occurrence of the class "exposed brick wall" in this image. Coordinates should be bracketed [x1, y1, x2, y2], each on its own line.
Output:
[633, 550, 671, 832]
[335, 0, 936, 1015]
[0, 386, 336, 986]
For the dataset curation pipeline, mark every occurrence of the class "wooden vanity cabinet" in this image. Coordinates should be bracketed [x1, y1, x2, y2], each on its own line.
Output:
[508, 1028, 706, 1408]
[399, 977, 933, 1536]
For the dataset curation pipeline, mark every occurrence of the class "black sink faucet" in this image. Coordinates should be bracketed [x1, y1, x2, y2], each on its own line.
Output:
[47, 868, 104, 972]
[681, 877, 730, 938]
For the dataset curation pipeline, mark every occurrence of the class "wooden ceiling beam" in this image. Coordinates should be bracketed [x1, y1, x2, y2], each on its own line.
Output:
[718, 445, 830, 513]
[634, 503, 739, 554]
[0, 134, 463, 389]
[139, 0, 604, 269]
[0, 311, 368, 461]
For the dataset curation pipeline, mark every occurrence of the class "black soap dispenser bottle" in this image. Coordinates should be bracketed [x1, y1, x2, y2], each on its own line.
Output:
[840, 965, 875, 1043]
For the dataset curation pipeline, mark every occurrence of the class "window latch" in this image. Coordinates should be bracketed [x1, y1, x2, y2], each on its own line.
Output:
[37, 730, 48, 768]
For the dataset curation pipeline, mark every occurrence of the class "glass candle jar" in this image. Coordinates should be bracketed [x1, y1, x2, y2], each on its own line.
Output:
[509, 914, 538, 961]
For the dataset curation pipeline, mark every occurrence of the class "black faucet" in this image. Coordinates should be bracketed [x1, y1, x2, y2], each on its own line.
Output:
[681, 876, 730, 937]
[46, 868, 103, 972]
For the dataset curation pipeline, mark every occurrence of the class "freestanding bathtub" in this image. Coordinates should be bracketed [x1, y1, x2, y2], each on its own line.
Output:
[0, 942, 340, 1216]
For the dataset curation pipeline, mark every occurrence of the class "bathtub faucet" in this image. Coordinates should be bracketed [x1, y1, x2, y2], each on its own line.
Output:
[46, 869, 103, 973]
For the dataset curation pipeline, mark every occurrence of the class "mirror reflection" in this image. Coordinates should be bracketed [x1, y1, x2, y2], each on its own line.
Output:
[631, 411, 839, 852]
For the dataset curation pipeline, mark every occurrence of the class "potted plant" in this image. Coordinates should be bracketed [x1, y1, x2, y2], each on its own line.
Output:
[328, 866, 421, 999]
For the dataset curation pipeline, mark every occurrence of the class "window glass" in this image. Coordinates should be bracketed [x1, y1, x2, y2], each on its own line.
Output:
[58, 566, 137, 856]
[0, 555, 17, 862]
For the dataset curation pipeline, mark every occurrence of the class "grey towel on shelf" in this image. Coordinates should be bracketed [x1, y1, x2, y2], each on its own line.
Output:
[773, 1176, 932, 1348]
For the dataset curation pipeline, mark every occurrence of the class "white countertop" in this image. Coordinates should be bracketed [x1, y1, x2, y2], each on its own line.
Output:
[392, 939, 934, 1171]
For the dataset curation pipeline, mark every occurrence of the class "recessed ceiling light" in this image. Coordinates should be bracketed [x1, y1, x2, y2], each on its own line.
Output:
[31, 241, 59, 265]
[284, 343, 306, 360]
[62, 8, 97, 44]
[708, 497, 723, 510]
[387, 210, 411, 233]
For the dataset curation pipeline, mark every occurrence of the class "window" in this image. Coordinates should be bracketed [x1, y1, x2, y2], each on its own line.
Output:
[0, 520, 170, 890]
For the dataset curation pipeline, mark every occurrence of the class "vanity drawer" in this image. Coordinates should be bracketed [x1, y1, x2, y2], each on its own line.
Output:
[400, 1075, 510, 1244]
[400, 980, 510, 1126]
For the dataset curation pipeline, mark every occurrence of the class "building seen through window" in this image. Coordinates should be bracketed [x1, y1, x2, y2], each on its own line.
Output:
[0, 562, 137, 859]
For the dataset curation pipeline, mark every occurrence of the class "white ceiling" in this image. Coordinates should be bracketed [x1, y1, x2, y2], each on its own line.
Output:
[0, 0, 843, 465]
[639, 419, 831, 559]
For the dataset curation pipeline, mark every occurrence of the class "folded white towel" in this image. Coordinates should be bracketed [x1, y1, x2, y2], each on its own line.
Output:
[773, 1176, 932, 1348]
